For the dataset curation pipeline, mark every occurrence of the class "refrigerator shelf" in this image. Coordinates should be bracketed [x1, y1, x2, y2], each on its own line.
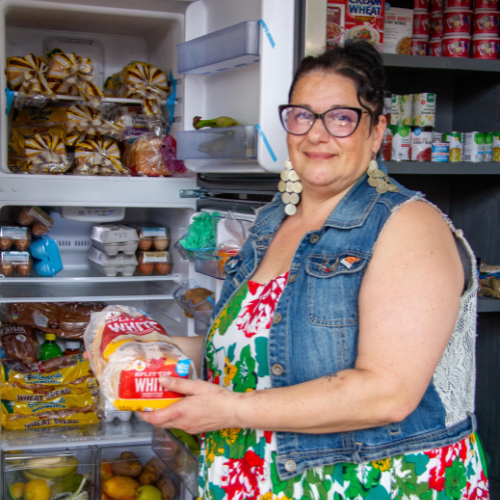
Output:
[0, 281, 174, 302]
[11, 91, 143, 105]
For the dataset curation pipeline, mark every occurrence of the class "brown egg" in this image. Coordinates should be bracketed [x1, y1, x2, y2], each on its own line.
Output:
[138, 263, 154, 275]
[0, 237, 13, 251]
[17, 211, 34, 226]
[155, 262, 171, 275]
[17, 263, 32, 276]
[15, 238, 30, 251]
[153, 237, 168, 251]
[138, 238, 153, 251]
[32, 222, 48, 237]
[0, 263, 14, 275]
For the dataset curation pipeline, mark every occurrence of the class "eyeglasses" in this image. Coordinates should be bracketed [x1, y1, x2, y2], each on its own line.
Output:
[278, 105, 371, 138]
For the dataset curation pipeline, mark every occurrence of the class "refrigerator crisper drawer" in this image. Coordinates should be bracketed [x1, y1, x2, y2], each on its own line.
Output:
[99, 444, 182, 500]
[3, 448, 97, 500]
[177, 21, 260, 75]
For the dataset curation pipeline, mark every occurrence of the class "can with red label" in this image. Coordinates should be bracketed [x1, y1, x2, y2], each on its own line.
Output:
[445, 0, 471, 8]
[428, 37, 443, 54]
[473, 10, 500, 35]
[414, 9, 431, 36]
[411, 127, 434, 161]
[444, 9, 473, 34]
[472, 34, 500, 58]
[442, 33, 471, 56]
[412, 35, 430, 54]
[382, 126, 393, 161]
[474, 0, 498, 9]
[431, 13, 444, 37]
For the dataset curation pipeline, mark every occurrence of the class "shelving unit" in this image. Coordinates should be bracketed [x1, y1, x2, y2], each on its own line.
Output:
[387, 162, 500, 175]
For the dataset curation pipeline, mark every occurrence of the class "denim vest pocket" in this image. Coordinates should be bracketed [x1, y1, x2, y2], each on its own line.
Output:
[305, 252, 369, 326]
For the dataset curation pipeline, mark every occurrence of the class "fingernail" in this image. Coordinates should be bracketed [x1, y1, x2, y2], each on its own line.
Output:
[159, 376, 171, 387]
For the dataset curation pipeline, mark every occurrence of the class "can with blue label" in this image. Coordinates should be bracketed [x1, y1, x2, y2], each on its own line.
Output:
[431, 142, 450, 162]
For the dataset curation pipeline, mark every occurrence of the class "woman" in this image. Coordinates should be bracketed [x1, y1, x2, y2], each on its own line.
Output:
[141, 42, 487, 499]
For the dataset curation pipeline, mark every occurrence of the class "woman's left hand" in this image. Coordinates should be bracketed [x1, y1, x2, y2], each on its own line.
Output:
[137, 376, 238, 434]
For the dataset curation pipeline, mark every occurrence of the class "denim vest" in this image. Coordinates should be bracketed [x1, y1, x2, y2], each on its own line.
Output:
[205, 164, 477, 481]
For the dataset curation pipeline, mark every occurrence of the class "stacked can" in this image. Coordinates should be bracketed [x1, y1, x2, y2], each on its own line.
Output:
[438, 131, 495, 162]
[471, 0, 500, 59]
[413, 0, 431, 54]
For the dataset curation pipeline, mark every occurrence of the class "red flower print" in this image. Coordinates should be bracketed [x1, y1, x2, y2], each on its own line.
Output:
[264, 431, 273, 444]
[469, 469, 489, 500]
[220, 449, 266, 500]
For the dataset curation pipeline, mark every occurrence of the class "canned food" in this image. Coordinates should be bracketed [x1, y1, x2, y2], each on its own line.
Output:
[442, 33, 471, 57]
[474, 0, 498, 9]
[472, 34, 500, 58]
[390, 94, 401, 125]
[382, 126, 393, 161]
[443, 9, 473, 34]
[431, 13, 444, 37]
[463, 132, 485, 162]
[434, 131, 444, 142]
[414, 9, 431, 36]
[443, 131, 463, 161]
[412, 93, 436, 127]
[399, 95, 413, 125]
[432, 142, 450, 162]
[411, 126, 434, 161]
[411, 36, 430, 55]
[484, 132, 493, 161]
[392, 126, 412, 161]
[445, 0, 471, 8]
[492, 132, 500, 161]
[473, 10, 500, 34]
[428, 37, 443, 55]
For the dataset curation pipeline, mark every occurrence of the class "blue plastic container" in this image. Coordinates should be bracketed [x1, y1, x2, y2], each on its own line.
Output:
[29, 237, 63, 277]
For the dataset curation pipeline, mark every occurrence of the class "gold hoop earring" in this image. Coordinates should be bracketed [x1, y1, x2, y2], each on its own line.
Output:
[367, 153, 399, 194]
[278, 159, 302, 216]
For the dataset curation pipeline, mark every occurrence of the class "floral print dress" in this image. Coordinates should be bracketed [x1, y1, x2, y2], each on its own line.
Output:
[198, 272, 489, 500]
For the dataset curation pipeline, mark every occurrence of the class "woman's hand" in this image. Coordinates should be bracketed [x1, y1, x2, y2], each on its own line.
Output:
[138, 377, 238, 434]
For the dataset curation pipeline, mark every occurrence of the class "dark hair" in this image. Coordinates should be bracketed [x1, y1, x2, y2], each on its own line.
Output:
[288, 41, 387, 125]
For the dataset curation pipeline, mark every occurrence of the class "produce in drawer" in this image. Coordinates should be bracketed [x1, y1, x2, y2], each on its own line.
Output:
[6, 54, 53, 102]
[138, 458, 167, 485]
[84, 305, 192, 412]
[74, 137, 129, 176]
[193, 115, 241, 129]
[111, 451, 143, 477]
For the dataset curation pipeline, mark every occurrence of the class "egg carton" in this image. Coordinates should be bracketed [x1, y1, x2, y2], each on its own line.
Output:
[90, 224, 139, 256]
[87, 246, 138, 277]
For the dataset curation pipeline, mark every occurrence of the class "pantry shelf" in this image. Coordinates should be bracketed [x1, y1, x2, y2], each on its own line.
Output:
[11, 91, 143, 105]
[382, 54, 500, 73]
[477, 297, 500, 313]
[386, 162, 500, 174]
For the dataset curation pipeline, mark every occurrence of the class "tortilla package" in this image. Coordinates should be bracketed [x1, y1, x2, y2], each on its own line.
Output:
[84, 305, 192, 412]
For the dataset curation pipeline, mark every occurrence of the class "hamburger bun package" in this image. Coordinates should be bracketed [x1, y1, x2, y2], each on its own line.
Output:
[84, 305, 192, 412]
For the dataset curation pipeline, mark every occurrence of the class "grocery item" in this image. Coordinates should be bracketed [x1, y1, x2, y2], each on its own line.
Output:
[431, 13, 444, 38]
[472, 34, 500, 58]
[443, 9, 473, 34]
[131, 225, 170, 251]
[381, 126, 393, 160]
[39, 333, 63, 361]
[156, 476, 176, 500]
[399, 95, 413, 125]
[139, 458, 167, 485]
[46, 48, 103, 108]
[0, 227, 31, 251]
[432, 142, 450, 161]
[91, 224, 139, 256]
[103, 476, 140, 499]
[112, 451, 143, 477]
[136, 251, 172, 275]
[434, 132, 443, 142]
[111, 104, 150, 139]
[29, 236, 63, 277]
[193, 115, 241, 129]
[136, 485, 162, 500]
[84, 305, 193, 412]
[473, 10, 500, 35]
[415, 0, 430, 8]
[390, 94, 400, 125]
[74, 136, 129, 176]
[125, 134, 173, 177]
[411, 126, 434, 161]
[0, 325, 37, 363]
[326, 1, 345, 48]
[475, 0, 498, 8]
[6, 54, 53, 101]
[0, 251, 32, 277]
[484, 132, 493, 161]
[445, 0, 471, 7]
[391, 126, 411, 160]
[64, 340, 81, 355]
[159, 135, 188, 175]
[411, 36, 430, 55]
[412, 93, 436, 127]
[11, 106, 68, 127]
[464, 132, 486, 162]
[431, 0, 445, 11]
[428, 37, 443, 55]
[14, 206, 54, 236]
[443, 131, 463, 161]
[66, 104, 123, 141]
[413, 9, 431, 36]
[492, 131, 500, 161]
[87, 247, 138, 277]
[23, 479, 51, 500]
[2, 391, 95, 415]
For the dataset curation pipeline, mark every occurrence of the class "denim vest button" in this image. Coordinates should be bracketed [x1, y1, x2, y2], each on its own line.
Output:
[272, 364, 283, 375]
[309, 234, 320, 244]
[284, 459, 297, 472]
[273, 312, 282, 324]
[289, 274, 297, 283]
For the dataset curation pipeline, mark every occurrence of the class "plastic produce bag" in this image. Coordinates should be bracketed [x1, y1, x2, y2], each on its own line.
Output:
[216, 211, 251, 269]
[177, 211, 221, 260]
[84, 305, 193, 412]
[124, 133, 173, 177]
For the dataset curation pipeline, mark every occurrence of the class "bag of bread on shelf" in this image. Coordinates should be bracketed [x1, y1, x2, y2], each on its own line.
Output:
[84, 305, 193, 412]
[0, 325, 37, 363]
[124, 133, 174, 177]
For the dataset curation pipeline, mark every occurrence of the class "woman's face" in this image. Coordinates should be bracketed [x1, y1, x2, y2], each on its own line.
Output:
[287, 71, 386, 194]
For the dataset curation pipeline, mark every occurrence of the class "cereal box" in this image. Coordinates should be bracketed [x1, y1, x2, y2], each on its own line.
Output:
[383, 7, 413, 54]
[327, 0, 386, 52]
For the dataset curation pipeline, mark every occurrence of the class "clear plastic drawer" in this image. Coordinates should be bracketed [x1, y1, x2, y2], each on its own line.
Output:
[177, 21, 260, 75]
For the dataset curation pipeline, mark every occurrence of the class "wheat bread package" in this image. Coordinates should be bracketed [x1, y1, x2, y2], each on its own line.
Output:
[84, 305, 193, 412]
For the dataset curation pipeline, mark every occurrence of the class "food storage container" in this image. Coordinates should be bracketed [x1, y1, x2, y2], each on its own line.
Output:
[474, 0, 498, 9]
[413, 9, 431, 35]
[473, 10, 500, 34]
[411, 35, 430, 54]
[29, 236, 63, 277]
[0, 251, 32, 276]
[87, 246, 138, 277]
[472, 34, 500, 57]
[431, 0, 445, 11]
[12, 206, 54, 236]
[0, 226, 31, 251]
[415, 0, 431, 8]
[173, 280, 215, 334]
[445, 0, 472, 8]
[442, 33, 472, 56]
[443, 9, 473, 34]
[90, 224, 139, 256]
[128, 224, 170, 251]
[431, 13, 444, 37]
[428, 37, 444, 54]
[136, 251, 172, 275]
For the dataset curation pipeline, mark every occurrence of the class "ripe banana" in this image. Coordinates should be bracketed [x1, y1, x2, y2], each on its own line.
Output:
[27, 455, 79, 478]
[26, 456, 66, 468]
[193, 115, 241, 129]
[22, 470, 54, 483]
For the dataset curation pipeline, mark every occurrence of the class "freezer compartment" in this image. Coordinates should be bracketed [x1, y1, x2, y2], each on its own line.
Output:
[178, 21, 260, 75]
[177, 125, 257, 160]
[99, 443, 182, 500]
[152, 427, 200, 497]
[3, 448, 96, 500]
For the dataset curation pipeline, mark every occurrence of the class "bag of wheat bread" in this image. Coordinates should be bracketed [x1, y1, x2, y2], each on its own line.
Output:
[84, 305, 192, 412]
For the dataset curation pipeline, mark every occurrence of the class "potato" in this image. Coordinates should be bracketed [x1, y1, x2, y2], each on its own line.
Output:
[156, 476, 176, 500]
[111, 451, 143, 477]
[139, 458, 166, 485]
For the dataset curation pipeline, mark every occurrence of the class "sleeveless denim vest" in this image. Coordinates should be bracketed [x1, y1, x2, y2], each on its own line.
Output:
[204, 163, 478, 481]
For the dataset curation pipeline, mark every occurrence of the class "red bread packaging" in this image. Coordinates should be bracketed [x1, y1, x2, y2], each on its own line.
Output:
[84, 305, 192, 412]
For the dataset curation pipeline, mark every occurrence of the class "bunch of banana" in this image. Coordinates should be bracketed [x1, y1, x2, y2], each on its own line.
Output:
[23, 455, 79, 479]
[193, 115, 241, 129]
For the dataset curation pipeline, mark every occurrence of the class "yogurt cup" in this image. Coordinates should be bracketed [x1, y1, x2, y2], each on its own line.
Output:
[442, 33, 472, 56]
[431, 0, 445, 11]
[431, 13, 444, 37]
[472, 34, 500, 58]
[443, 8, 473, 34]
[412, 35, 430, 54]
[414, 9, 431, 36]
[474, 0, 499, 9]
[428, 36, 443, 54]
[473, 10, 500, 34]
[445, 0, 472, 8]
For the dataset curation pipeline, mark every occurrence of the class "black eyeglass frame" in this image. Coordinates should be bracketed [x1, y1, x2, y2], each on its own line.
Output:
[278, 104, 373, 138]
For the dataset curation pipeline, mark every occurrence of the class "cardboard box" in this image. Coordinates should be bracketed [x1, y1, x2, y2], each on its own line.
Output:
[383, 7, 414, 54]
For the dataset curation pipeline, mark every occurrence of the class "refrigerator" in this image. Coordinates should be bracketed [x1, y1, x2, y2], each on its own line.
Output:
[0, 0, 329, 498]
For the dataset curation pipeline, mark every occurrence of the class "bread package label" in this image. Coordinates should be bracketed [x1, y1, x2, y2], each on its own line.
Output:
[84, 305, 192, 412]
[383, 7, 413, 54]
